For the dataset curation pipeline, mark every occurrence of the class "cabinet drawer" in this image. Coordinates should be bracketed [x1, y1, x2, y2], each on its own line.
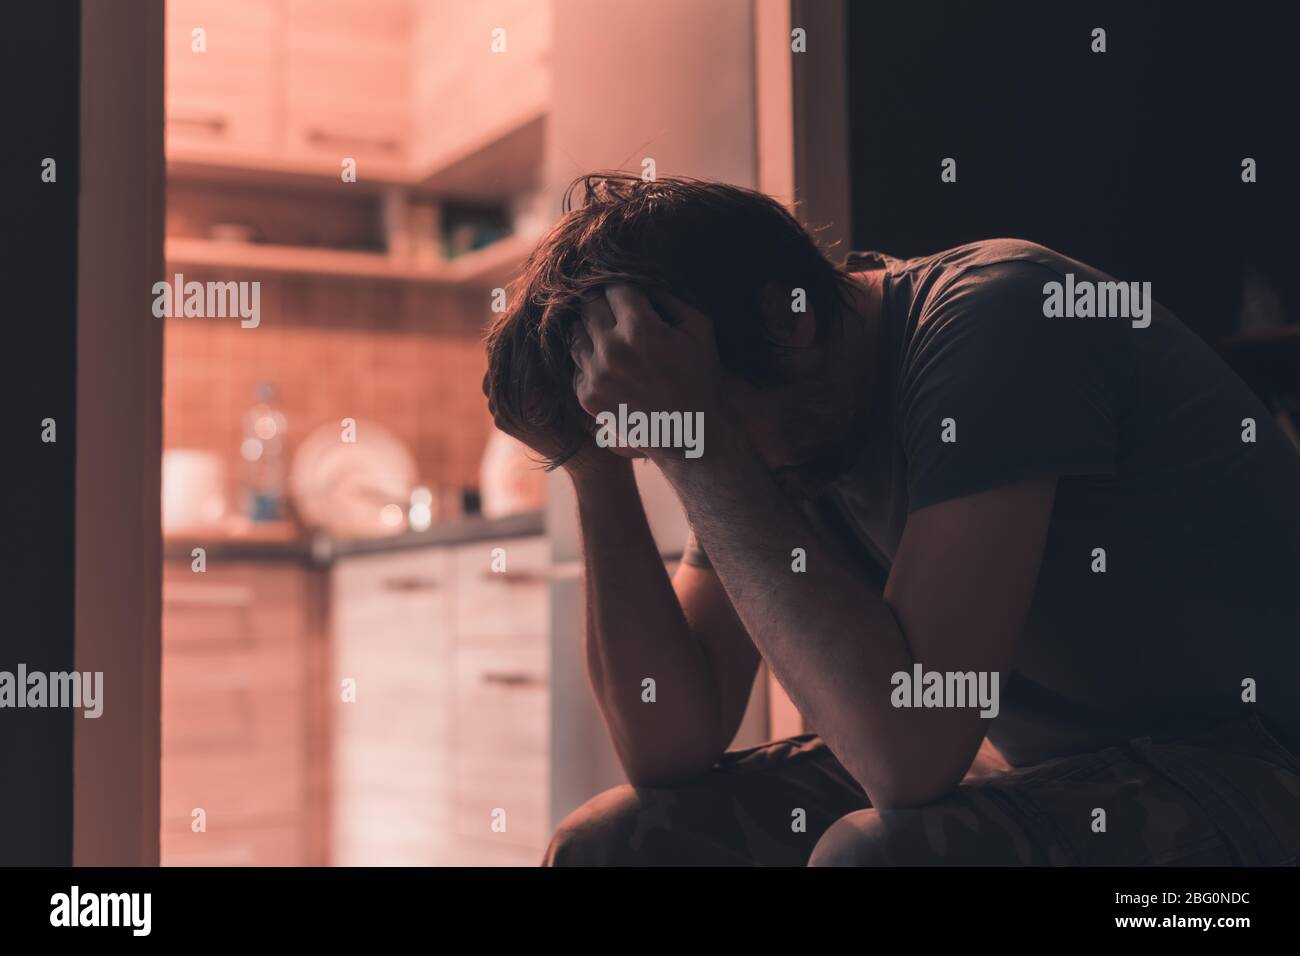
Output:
[333, 547, 451, 602]
[163, 562, 308, 650]
[333, 600, 451, 671]
[162, 638, 303, 753]
[452, 536, 549, 644]
[332, 676, 452, 753]
[160, 560, 312, 839]
[333, 549, 451, 657]
[161, 584, 252, 651]
[162, 821, 305, 867]
[452, 644, 548, 847]
[161, 739, 305, 830]
[333, 735, 451, 800]
[333, 548, 454, 745]
[161, 643, 306, 824]
[451, 750, 549, 848]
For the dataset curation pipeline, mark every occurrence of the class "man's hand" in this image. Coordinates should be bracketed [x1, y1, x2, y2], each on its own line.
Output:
[568, 285, 725, 461]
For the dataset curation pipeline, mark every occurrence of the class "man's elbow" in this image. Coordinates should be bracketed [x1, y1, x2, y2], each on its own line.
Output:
[858, 739, 979, 810]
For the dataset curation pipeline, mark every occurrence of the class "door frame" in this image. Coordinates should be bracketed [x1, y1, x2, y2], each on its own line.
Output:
[73, 0, 166, 866]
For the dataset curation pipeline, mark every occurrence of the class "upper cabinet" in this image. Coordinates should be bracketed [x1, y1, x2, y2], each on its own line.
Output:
[165, 0, 279, 162]
[282, 0, 412, 179]
[166, 0, 550, 189]
[410, 0, 550, 180]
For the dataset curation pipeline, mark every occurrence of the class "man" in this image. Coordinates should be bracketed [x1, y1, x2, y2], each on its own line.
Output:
[485, 175, 1300, 866]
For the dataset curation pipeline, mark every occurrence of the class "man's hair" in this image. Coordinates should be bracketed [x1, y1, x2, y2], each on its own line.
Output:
[484, 173, 851, 468]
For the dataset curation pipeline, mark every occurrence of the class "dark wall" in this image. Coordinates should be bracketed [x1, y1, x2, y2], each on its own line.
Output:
[846, 0, 1296, 342]
[0, 1, 80, 865]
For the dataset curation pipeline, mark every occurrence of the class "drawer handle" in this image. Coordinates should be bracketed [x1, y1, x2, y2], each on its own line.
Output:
[478, 570, 546, 586]
[167, 112, 228, 135]
[168, 671, 253, 690]
[164, 583, 255, 608]
[305, 127, 401, 153]
[481, 671, 544, 689]
[382, 576, 438, 592]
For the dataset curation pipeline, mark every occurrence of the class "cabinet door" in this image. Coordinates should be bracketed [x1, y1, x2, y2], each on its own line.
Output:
[283, 0, 411, 178]
[165, 0, 279, 161]
[449, 536, 550, 860]
[160, 562, 311, 865]
[411, 0, 551, 173]
[451, 642, 549, 850]
[451, 536, 549, 644]
[331, 547, 453, 865]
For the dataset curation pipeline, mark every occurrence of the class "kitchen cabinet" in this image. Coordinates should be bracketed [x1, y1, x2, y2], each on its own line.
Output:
[165, 0, 552, 185]
[331, 546, 453, 865]
[449, 537, 550, 858]
[282, 0, 412, 178]
[159, 560, 327, 866]
[410, 0, 551, 178]
[330, 533, 550, 866]
[166, 0, 412, 179]
[165, 0, 279, 162]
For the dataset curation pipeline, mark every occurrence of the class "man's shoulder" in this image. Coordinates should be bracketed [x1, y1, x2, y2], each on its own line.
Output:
[879, 239, 1078, 338]
[927, 238, 1075, 296]
[907, 239, 1073, 339]
[892, 238, 1134, 394]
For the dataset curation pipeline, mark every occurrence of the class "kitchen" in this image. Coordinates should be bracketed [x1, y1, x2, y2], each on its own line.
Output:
[155, 0, 779, 866]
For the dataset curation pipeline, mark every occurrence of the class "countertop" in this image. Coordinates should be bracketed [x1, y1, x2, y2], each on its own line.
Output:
[163, 510, 545, 566]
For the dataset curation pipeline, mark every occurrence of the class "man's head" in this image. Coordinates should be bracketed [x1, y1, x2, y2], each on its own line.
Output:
[484, 174, 863, 482]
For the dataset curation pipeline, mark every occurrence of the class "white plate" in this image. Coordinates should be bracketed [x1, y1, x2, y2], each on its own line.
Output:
[289, 419, 418, 538]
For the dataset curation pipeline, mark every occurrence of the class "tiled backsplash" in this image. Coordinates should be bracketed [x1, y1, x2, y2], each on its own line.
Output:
[164, 272, 496, 512]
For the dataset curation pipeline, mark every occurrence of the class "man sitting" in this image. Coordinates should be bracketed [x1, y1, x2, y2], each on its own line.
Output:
[484, 175, 1300, 866]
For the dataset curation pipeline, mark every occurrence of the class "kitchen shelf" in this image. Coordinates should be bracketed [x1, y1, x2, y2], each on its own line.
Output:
[167, 107, 548, 202]
[165, 232, 533, 287]
[166, 153, 410, 193]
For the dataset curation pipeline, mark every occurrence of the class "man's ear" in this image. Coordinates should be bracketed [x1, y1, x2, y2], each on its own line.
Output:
[760, 283, 817, 347]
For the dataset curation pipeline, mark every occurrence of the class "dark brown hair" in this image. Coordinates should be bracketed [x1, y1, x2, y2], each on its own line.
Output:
[484, 173, 851, 468]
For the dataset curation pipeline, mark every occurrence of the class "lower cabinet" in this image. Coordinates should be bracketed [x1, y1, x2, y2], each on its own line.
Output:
[160, 560, 327, 866]
[331, 534, 550, 866]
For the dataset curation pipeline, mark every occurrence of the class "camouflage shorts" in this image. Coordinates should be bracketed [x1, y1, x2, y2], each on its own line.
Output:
[543, 716, 1300, 866]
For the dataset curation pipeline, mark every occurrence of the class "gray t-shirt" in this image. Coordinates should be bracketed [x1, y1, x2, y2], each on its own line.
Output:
[685, 239, 1300, 766]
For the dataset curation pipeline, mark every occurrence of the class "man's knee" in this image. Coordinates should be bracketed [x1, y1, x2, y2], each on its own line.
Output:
[809, 794, 1031, 866]
[543, 785, 645, 866]
[808, 809, 902, 866]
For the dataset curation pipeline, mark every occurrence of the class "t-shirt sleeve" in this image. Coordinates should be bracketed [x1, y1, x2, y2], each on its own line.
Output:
[898, 261, 1123, 513]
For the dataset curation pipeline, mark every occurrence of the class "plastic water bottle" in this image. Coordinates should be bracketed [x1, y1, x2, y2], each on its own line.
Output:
[240, 382, 287, 522]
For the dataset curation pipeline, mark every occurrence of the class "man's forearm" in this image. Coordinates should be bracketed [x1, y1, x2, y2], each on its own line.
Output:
[656, 422, 954, 807]
[570, 461, 729, 784]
